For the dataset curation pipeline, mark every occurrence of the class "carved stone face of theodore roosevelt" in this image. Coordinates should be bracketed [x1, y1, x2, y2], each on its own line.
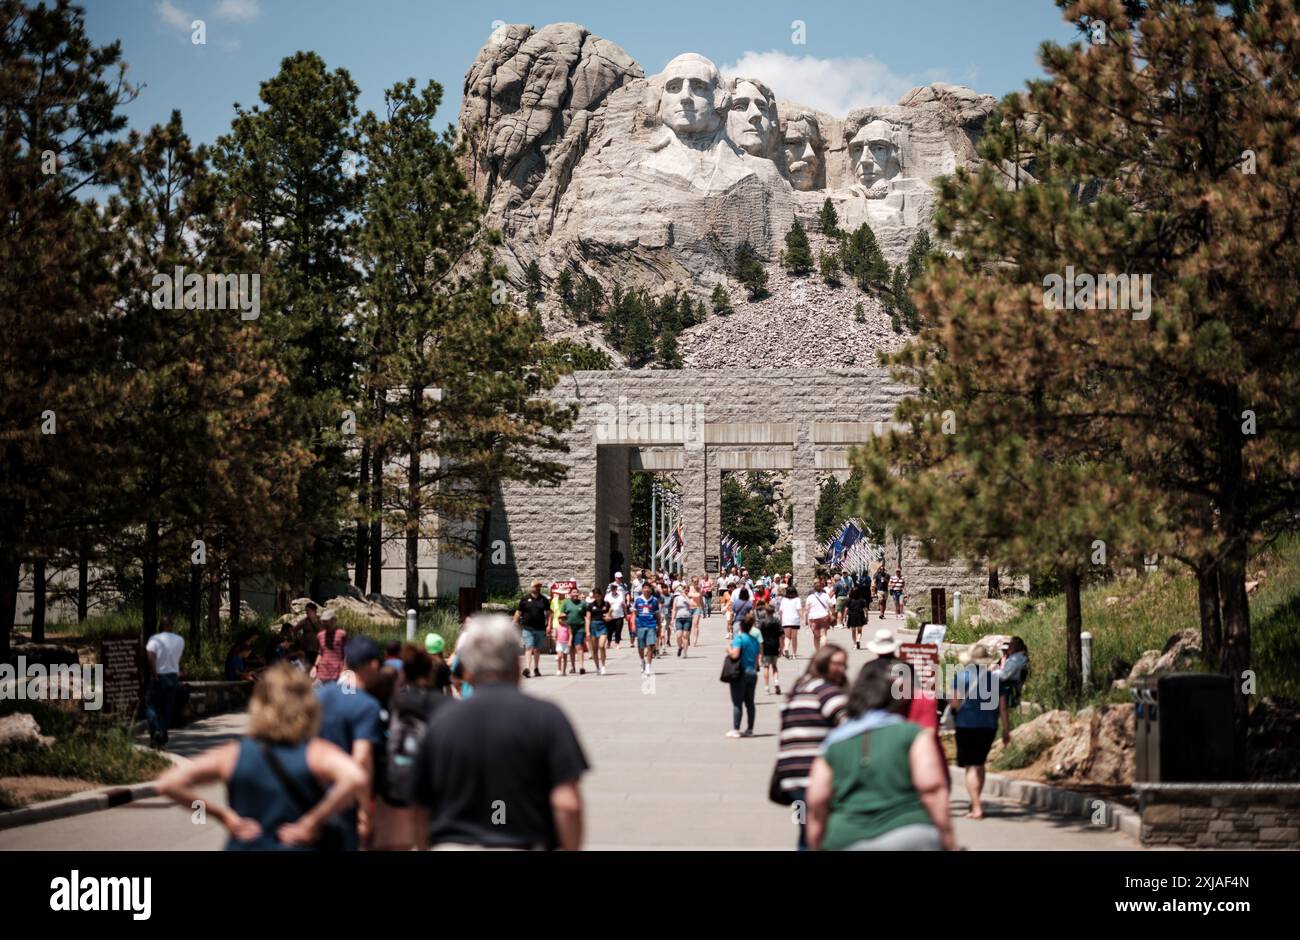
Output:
[781, 113, 823, 190]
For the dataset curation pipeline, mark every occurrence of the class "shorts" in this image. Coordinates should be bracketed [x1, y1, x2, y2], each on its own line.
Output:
[955, 727, 997, 767]
[810, 617, 830, 631]
[591, 622, 608, 638]
[675, 617, 693, 632]
[571, 629, 586, 647]
[522, 629, 547, 650]
[555, 643, 570, 654]
[891, 590, 903, 602]
[762, 653, 779, 666]
[782, 623, 800, 632]
[836, 597, 848, 613]
[636, 626, 658, 649]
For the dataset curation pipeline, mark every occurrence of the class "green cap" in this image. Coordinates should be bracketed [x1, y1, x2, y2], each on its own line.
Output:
[424, 632, 446, 655]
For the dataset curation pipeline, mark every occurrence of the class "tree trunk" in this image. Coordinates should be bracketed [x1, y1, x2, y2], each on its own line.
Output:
[475, 499, 492, 601]
[987, 566, 1001, 599]
[354, 441, 370, 593]
[1197, 554, 1223, 664]
[188, 562, 202, 652]
[1063, 566, 1083, 698]
[31, 558, 45, 643]
[142, 517, 160, 639]
[1219, 535, 1250, 770]
[207, 560, 222, 638]
[0, 552, 18, 660]
[229, 564, 242, 632]
[77, 535, 89, 622]
[369, 444, 384, 597]
[405, 392, 422, 611]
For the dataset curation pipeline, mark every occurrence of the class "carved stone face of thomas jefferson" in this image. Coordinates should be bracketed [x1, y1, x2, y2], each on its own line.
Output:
[658, 54, 726, 136]
[849, 119, 903, 188]
[781, 113, 823, 190]
[726, 78, 777, 158]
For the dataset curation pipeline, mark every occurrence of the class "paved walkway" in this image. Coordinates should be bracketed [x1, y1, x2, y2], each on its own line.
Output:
[0, 612, 1136, 850]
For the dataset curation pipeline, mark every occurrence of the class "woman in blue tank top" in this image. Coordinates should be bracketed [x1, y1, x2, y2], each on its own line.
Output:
[156, 664, 366, 850]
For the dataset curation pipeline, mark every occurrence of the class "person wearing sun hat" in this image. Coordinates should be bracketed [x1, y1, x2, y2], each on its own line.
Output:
[949, 642, 1001, 819]
[864, 628, 899, 657]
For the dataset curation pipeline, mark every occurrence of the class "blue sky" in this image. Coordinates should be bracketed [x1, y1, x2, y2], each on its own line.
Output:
[86, 0, 1081, 146]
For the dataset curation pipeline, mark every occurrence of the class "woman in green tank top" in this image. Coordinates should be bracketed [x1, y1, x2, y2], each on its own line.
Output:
[805, 659, 956, 851]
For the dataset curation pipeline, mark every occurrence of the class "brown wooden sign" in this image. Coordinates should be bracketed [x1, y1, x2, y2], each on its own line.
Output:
[99, 635, 145, 720]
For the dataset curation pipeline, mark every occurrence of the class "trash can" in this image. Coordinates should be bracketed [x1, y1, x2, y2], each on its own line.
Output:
[1131, 673, 1235, 782]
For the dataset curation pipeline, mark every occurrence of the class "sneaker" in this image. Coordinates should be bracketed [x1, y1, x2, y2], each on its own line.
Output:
[521, 668, 531, 678]
[580, 667, 586, 675]
[765, 686, 771, 695]
[725, 730, 742, 738]
[741, 729, 753, 737]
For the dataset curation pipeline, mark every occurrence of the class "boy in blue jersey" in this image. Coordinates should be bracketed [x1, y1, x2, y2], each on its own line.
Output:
[632, 581, 661, 677]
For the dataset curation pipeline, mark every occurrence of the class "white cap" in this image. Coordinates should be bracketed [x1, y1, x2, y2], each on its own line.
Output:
[320, 608, 336, 623]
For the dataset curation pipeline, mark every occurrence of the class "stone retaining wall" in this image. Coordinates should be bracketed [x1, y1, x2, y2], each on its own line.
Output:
[1135, 783, 1300, 848]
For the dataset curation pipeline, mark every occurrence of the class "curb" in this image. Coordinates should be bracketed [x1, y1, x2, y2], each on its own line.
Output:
[0, 749, 185, 832]
[978, 770, 1142, 842]
[0, 780, 159, 831]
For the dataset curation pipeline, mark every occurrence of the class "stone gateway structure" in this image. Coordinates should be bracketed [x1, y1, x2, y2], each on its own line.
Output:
[488, 368, 987, 598]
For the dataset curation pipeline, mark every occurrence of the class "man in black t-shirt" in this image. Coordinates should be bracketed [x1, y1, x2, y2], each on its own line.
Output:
[412, 614, 588, 850]
[514, 580, 551, 678]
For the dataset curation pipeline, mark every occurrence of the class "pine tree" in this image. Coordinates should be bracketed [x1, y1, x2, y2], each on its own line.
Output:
[358, 79, 574, 602]
[0, 0, 139, 652]
[782, 219, 814, 276]
[525, 260, 542, 299]
[818, 198, 840, 237]
[852, 1, 1300, 722]
[841, 222, 888, 291]
[854, 302, 866, 323]
[735, 241, 769, 300]
[556, 268, 573, 308]
[623, 304, 654, 367]
[711, 282, 733, 315]
[657, 328, 682, 369]
[212, 50, 363, 604]
[819, 251, 842, 287]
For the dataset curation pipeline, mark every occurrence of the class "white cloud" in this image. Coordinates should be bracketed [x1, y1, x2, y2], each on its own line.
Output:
[157, 0, 192, 29]
[215, 0, 260, 22]
[719, 50, 921, 115]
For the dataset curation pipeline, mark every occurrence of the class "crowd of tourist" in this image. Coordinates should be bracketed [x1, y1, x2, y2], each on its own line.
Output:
[150, 561, 1028, 853]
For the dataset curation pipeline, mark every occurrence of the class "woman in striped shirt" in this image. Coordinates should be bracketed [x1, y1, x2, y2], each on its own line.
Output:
[770, 644, 849, 849]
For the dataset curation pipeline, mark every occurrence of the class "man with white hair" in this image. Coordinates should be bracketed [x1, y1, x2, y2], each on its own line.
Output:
[411, 614, 588, 850]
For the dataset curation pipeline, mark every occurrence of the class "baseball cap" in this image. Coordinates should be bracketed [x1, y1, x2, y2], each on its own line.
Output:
[344, 636, 381, 668]
[425, 632, 446, 655]
[320, 608, 336, 623]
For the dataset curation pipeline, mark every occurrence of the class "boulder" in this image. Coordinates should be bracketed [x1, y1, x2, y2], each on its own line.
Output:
[1046, 703, 1135, 784]
[0, 713, 54, 749]
[987, 708, 1072, 764]
[977, 597, 1017, 625]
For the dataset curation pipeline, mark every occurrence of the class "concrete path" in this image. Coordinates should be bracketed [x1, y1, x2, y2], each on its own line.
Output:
[0, 612, 1136, 850]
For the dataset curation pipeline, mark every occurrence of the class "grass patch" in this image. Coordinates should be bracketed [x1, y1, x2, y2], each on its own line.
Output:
[0, 700, 170, 786]
[937, 533, 1300, 712]
[990, 733, 1055, 772]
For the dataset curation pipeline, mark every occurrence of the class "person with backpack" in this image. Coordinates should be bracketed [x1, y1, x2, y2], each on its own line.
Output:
[313, 609, 347, 684]
[995, 637, 1030, 747]
[757, 602, 784, 695]
[372, 646, 453, 850]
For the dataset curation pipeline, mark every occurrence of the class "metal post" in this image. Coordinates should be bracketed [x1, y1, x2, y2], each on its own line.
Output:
[1081, 631, 1093, 691]
[952, 590, 961, 626]
[406, 608, 417, 642]
[650, 481, 657, 573]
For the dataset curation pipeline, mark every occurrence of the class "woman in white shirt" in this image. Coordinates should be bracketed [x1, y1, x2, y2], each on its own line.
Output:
[805, 579, 833, 653]
[778, 585, 803, 660]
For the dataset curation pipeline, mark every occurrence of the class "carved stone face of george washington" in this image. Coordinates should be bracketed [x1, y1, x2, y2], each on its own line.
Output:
[657, 54, 726, 137]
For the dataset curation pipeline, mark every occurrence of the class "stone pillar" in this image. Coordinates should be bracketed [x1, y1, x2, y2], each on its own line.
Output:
[705, 451, 721, 573]
[792, 422, 818, 589]
[681, 445, 707, 575]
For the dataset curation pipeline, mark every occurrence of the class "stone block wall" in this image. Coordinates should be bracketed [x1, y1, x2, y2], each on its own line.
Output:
[490, 368, 989, 598]
[1136, 783, 1300, 848]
